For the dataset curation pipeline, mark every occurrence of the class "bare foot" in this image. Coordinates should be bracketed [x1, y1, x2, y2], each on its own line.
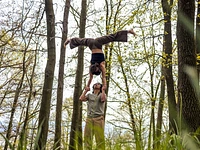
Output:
[128, 29, 137, 36]
[64, 39, 70, 48]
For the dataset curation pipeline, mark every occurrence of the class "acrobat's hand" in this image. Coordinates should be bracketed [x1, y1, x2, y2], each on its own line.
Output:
[85, 86, 90, 91]
[64, 39, 71, 48]
[79, 95, 84, 101]
[102, 85, 107, 91]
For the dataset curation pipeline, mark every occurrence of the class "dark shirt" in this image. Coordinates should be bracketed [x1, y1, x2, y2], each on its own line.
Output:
[91, 53, 105, 64]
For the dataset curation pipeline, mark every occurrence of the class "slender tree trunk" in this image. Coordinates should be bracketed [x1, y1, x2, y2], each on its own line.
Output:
[148, 76, 156, 150]
[148, 40, 156, 150]
[68, 0, 87, 149]
[177, 0, 200, 133]
[54, 0, 70, 149]
[18, 5, 41, 147]
[117, 52, 141, 150]
[161, 0, 177, 134]
[4, 46, 26, 150]
[104, 0, 111, 120]
[196, 0, 200, 78]
[36, 0, 56, 149]
[155, 67, 165, 149]
[15, 104, 25, 149]
[18, 48, 37, 150]
[103, 0, 122, 119]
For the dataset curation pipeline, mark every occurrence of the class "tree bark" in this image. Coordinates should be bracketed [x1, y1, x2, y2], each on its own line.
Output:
[68, 0, 87, 149]
[104, 0, 122, 119]
[4, 42, 27, 150]
[161, 0, 177, 133]
[54, 0, 70, 149]
[177, 0, 200, 132]
[36, 0, 56, 149]
[18, 46, 37, 150]
[117, 53, 142, 150]
[155, 67, 165, 149]
[196, 0, 200, 78]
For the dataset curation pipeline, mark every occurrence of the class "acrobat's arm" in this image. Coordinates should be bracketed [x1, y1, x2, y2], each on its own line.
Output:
[100, 62, 107, 102]
[79, 89, 89, 101]
[85, 73, 93, 91]
[101, 91, 107, 102]
[79, 72, 93, 101]
[100, 62, 107, 90]
[80, 75, 92, 101]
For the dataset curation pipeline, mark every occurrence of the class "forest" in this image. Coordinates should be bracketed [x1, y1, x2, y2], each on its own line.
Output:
[0, 0, 200, 149]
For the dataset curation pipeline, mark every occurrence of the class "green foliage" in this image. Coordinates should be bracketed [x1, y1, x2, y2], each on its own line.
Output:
[105, 129, 200, 150]
[1, 0, 200, 149]
[17, 131, 28, 150]
[0, 133, 14, 150]
[33, 119, 45, 150]
[156, 132, 199, 150]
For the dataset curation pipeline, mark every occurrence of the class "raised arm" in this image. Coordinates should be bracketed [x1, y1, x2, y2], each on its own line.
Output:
[79, 89, 89, 101]
[85, 73, 93, 91]
[79, 75, 93, 101]
[101, 91, 107, 102]
[100, 62, 107, 90]
[100, 62, 107, 102]
[79, 72, 93, 101]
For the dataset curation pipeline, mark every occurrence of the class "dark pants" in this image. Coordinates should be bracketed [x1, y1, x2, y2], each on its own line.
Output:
[84, 116, 105, 150]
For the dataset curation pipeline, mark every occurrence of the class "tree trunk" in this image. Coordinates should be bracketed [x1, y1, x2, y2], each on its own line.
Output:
[161, 0, 177, 133]
[103, 0, 122, 119]
[117, 53, 141, 150]
[155, 67, 165, 149]
[68, 0, 87, 149]
[4, 45, 27, 150]
[36, 0, 56, 149]
[196, 0, 200, 78]
[54, 0, 70, 149]
[177, 0, 200, 132]
[18, 47, 37, 150]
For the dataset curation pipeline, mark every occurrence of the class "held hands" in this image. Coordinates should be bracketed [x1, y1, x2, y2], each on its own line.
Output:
[79, 95, 84, 101]
[79, 86, 90, 101]
[85, 86, 90, 91]
[102, 85, 107, 91]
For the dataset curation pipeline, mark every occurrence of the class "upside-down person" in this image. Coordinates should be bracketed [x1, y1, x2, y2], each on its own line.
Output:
[64, 29, 136, 102]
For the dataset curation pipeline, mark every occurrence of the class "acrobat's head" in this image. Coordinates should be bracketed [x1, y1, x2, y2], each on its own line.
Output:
[92, 82, 102, 93]
[90, 63, 101, 75]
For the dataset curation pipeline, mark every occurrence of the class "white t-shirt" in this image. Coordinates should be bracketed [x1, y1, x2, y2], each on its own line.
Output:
[86, 93, 105, 118]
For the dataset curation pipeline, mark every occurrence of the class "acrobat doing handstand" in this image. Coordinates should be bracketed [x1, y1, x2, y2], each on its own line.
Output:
[64, 29, 136, 102]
